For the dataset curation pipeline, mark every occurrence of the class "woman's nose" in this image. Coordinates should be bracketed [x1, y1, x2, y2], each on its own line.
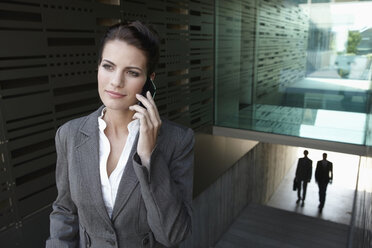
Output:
[110, 73, 124, 87]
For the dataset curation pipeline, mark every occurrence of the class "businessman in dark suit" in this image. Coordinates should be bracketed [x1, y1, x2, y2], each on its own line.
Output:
[315, 153, 333, 212]
[295, 150, 312, 206]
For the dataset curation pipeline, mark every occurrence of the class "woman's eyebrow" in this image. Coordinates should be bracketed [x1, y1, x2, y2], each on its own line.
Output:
[102, 59, 143, 72]
[102, 59, 115, 65]
[125, 66, 143, 72]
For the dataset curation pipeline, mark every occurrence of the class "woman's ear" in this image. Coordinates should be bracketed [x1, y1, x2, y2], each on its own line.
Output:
[150, 72, 156, 81]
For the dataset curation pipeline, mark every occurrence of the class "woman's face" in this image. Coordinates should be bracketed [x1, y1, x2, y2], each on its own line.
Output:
[98, 39, 147, 112]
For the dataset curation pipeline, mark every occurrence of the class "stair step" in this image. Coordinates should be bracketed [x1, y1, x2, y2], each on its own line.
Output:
[215, 204, 349, 248]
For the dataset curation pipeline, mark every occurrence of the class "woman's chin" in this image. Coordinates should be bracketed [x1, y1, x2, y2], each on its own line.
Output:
[103, 100, 134, 112]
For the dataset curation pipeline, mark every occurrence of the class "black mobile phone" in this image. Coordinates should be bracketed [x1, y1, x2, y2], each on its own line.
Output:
[139, 77, 156, 108]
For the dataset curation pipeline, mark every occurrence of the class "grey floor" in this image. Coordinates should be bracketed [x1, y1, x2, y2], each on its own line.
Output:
[214, 148, 358, 247]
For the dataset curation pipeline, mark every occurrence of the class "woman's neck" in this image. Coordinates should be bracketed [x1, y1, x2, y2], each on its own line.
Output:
[103, 108, 134, 136]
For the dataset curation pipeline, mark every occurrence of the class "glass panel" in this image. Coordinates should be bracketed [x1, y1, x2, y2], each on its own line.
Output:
[215, 0, 372, 146]
[215, 0, 255, 127]
[367, 114, 372, 146]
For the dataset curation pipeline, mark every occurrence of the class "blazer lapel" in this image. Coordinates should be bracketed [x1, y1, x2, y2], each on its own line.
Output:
[75, 106, 112, 226]
[111, 132, 140, 221]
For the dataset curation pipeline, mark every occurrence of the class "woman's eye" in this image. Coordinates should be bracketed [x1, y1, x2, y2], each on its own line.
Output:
[102, 64, 113, 70]
[127, 71, 139, 77]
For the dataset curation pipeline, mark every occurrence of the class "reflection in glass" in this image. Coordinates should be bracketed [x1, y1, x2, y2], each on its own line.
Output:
[215, 0, 372, 146]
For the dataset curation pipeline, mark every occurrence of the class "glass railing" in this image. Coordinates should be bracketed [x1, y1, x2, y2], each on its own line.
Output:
[215, 0, 372, 146]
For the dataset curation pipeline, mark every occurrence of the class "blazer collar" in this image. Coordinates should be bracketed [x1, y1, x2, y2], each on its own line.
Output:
[76, 105, 139, 224]
[75, 105, 111, 225]
[111, 132, 139, 221]
[78, 105, 105, 137]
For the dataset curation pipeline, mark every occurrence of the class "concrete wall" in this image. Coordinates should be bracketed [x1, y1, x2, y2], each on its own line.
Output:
[181, 142, 298, 248]
[249, 142, 298, 204]
[349, 156, 372, 247]
[193, 133, 258, 197]
[348, 101, 372, 247]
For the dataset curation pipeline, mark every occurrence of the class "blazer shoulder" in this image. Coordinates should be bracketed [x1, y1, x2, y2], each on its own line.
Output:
[162, 118, 194, 135]
[159, 119, 194, 149]
[56, 105, 103, 139]
[57, 115, 88, 138]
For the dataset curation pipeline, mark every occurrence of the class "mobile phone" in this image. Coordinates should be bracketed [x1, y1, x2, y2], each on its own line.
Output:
[138, 77, 156, 108]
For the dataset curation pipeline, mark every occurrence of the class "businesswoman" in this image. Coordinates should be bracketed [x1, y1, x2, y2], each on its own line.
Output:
[46, 21, 194, 248]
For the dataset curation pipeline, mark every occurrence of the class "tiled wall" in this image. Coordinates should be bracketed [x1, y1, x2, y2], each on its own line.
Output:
[255, 0, 309, 100]
[215, 0, 309, 124]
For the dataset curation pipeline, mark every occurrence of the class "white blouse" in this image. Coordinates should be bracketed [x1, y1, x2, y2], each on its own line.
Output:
[98, 108, 139, 218]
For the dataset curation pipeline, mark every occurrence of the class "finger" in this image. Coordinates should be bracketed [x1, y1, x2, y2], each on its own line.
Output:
[136, 93, 161, 126]
[129, 104, 146, 114]
[130, 103, 158, 132]
[136, 93, 152, 110]
[146, 91, 155, 104]
[131, 106, 153, 129]
[145, 91, 161, 122]
[130, 104, 154, 125]
[133, 112, 152, 131]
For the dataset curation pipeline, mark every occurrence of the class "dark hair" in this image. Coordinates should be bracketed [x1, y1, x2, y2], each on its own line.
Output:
[304, 150, 308, 156]
[98, 21, 160, 76]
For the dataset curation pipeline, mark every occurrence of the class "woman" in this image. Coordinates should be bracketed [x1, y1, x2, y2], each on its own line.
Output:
[46, 21, 194, 248]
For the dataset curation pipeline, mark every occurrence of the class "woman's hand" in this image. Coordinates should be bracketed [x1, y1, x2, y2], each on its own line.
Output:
[129, 91, 161, 168]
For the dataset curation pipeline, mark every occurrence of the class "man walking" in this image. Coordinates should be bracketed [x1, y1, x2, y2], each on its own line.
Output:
[295, 150, 312, 207]
[315, 153, 333, 212]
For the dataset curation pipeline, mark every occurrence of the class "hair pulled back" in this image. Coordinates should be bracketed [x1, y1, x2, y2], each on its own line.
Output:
[98, 21, 160, 76]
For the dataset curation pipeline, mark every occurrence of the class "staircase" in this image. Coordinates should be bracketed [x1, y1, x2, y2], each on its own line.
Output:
[214, 204, 349, 248]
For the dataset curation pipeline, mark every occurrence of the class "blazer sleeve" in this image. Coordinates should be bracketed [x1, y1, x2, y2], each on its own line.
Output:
[315, 161, 320, 182]
[132, 127, 194, 247]
[295, 159, 300, 179]
[46, 126, 79, 248]
[308, 160, 313, 181]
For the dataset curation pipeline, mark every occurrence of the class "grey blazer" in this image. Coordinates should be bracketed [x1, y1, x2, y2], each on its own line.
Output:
[46, 106, 194, 248]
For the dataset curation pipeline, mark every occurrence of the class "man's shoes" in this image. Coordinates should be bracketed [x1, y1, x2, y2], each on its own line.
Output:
[296, 198, 301, 204]
[301, 201, 304, 207]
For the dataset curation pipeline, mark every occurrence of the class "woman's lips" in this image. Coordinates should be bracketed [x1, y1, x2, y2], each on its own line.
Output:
[106, 90, 126, 98]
